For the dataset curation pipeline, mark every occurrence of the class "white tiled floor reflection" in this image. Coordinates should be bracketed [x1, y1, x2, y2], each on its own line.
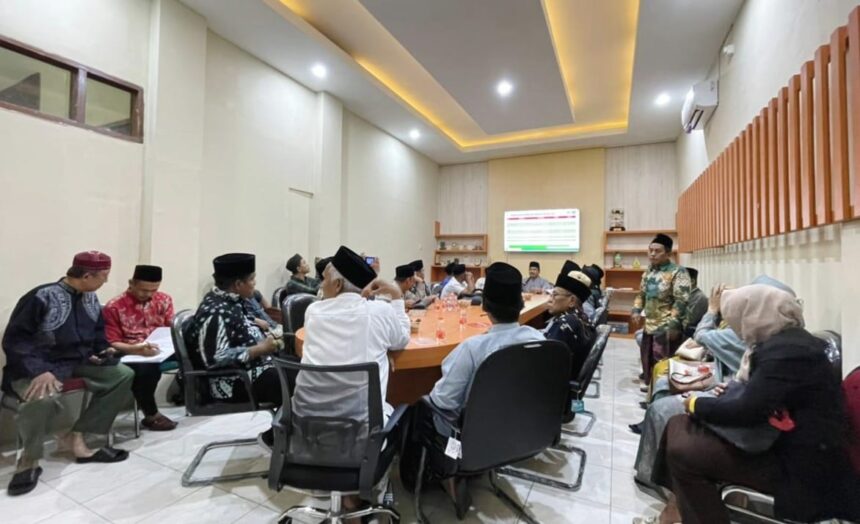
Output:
[0, 337, 663, 523]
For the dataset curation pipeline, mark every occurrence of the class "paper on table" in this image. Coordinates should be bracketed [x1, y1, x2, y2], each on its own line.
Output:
[120, 326, 175, 364]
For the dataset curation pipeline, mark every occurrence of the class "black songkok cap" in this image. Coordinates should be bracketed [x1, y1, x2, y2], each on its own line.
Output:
[555, 271, 592, 303]
[483, 262, 523, 306]
[529, 261, 540, 270]
[286, 253, 302, 273]
[410, 259, 424, 271]
[395, 264, 415, 280]
[213, 253, 255, 279]
[651, 233, 673, 251]
[686, 267, 699, 281]
[315, 256, 331, 276]
[444, 262, 456, 275]
[133, 264, 162, 282]
[332, 245, 376, 289]
[561, 260, 581, 275]
[451, 263, 467, 276]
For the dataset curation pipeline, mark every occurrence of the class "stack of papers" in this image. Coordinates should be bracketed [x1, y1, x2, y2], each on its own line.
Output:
[120, 327, 175, 364]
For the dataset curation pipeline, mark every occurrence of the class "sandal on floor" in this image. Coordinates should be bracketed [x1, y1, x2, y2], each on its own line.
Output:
[7, 467, 42, 496]
[142, 413, 177, 431]
[75, 447, 129, 464]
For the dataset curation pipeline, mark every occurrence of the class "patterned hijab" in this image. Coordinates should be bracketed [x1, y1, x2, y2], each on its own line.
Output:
[723, 283, 804, 381]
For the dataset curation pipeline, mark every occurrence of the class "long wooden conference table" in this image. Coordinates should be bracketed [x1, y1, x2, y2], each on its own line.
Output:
[295, 294, 550, 404]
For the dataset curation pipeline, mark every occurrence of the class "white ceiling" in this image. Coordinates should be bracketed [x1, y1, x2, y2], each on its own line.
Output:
[358, 0, 572, 135]
[179, 0, 743, 165]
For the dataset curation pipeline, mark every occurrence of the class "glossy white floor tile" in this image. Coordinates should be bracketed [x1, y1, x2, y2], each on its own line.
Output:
[0, 337, 664, 523]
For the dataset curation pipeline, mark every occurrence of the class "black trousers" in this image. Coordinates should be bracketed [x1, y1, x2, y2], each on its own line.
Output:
[229, 367, 287, 406]
[125, 362, 163, 416]
[399, 402, 459, 492]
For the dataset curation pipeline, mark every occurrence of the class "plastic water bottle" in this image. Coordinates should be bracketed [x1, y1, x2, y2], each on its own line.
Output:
[571, 399, 585, 413]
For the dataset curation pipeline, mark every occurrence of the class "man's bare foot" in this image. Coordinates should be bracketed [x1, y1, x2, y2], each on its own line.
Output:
[68, 432, 95, 459]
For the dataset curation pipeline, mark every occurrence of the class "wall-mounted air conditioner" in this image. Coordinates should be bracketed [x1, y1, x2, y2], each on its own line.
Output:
[681, 79, 718, 133]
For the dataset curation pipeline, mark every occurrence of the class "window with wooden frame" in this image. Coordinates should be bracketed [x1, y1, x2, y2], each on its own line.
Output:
[0, 35, 143, 142]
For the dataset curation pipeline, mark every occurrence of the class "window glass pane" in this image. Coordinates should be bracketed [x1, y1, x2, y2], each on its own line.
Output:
[85, 76, 132, 135]
[0, 46, 71, 119]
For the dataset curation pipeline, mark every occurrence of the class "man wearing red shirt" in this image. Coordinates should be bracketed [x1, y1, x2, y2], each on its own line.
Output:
[103, 265, 177, 431]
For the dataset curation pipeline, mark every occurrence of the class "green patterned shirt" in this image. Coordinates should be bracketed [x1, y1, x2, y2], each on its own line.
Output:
[631, 261, 691, 335]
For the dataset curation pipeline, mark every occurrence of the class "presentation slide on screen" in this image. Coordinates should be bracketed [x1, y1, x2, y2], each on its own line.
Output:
[504, 208, 580, 253]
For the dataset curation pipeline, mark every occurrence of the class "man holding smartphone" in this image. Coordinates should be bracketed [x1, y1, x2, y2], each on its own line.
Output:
[2, 251, 134, 496]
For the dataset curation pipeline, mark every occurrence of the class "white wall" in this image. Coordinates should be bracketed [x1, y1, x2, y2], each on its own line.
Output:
[605, 142, 677, 230]
[342, 112, 440, 277]
[675, 0, 860, 373]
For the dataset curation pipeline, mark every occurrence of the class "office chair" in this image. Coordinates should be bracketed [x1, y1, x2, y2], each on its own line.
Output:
[410, 340, 570, 523]
[268, 357, 405, 523]
[171, 309, 277, 487]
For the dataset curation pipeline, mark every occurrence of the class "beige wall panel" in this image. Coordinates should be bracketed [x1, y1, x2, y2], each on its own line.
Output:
[605, 142, 677, 230]
[437, 162, 489, 233]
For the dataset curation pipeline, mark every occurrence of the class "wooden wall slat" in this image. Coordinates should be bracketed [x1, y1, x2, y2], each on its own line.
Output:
[732, 138, 741, 243]
[830, 26, 851, 221]
[849, 7, 860, 218]
[745, 124, 755, 240]
[777, 87, 789, 234]
[767, 97, 779, 236]
[727, 144, 735, 244]
[751, 117, 761, 237]
[814, 44, 833, 224]
[758, 108, 770, 235]
[800, 61, 816, 228]
[788, 75, 802, 231]
[739, 130, 748, 241]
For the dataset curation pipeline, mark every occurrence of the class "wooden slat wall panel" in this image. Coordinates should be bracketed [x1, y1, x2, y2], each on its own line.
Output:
[768, 98, 779, 236]
[849, 8, 860, 218]
[745, 124, 755, 240]
[777, 87, 789, 234]
[758, 109, 769, 234]
[788, 74, 802, 231]
[800, 61, 816, 228]
[815, 44, 833, 224]
[751, 117, 761, 237]
[830, 26, 851, 221]
[677, 7, 860, 252]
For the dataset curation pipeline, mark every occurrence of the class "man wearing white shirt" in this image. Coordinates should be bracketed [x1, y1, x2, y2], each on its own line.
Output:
[440, 263, 475, 299]
[294, 245, 410, 422]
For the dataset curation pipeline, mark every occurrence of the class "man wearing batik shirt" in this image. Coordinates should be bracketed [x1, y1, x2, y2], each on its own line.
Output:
[544, 268, 596, 381]
[631, 234, 691, 381]
[186, 253, 282, 447]
[2, 251, 133, 496]
[103, 264, 176, 431]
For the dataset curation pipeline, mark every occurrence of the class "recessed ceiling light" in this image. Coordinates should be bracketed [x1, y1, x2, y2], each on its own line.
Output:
[655, 92, 671, 106]
[311, 63, 327, 79]
[496, 80, 514, 97]
[409, 129, 421, 140]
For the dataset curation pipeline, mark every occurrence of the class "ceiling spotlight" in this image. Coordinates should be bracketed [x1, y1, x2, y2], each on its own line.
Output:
[655, 92, 671, 106]
[409, 129, 421, 140]
[311, 63, 327, 79]
[496, 80, 514, 97]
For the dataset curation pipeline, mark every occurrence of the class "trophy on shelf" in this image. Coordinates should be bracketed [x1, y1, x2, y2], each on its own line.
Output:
[609, 208, 626, 231]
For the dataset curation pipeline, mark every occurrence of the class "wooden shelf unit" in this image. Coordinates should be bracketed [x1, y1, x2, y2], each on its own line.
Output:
[431, 221, 488, 282]
[603, 230, 676, 336]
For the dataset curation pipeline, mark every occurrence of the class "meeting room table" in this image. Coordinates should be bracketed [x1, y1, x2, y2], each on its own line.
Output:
[295, 293, 551, 404]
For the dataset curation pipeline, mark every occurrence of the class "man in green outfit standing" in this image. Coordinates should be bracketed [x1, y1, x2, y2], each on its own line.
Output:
[631, 234, 691, 382]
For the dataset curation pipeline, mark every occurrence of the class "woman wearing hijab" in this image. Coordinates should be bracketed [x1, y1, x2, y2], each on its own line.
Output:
[641, 283, 860, 524]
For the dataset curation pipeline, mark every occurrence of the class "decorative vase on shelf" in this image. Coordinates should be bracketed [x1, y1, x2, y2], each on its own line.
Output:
[613, 252, 622, 268]
[632, 257, 641, 269]
[439, 241, 446, 250]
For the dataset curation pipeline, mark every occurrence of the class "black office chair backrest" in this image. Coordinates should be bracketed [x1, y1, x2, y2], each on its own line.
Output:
[573, 324, 611, 398]
[458, 340, 570, 473]
[171, 309, 197, 377]
[813, 330, 842, 379]
[594, 306, 608, 326]
[281, 293, 318, 335]
[269, 357, 384, 496]
[271, 286, 286, 308]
